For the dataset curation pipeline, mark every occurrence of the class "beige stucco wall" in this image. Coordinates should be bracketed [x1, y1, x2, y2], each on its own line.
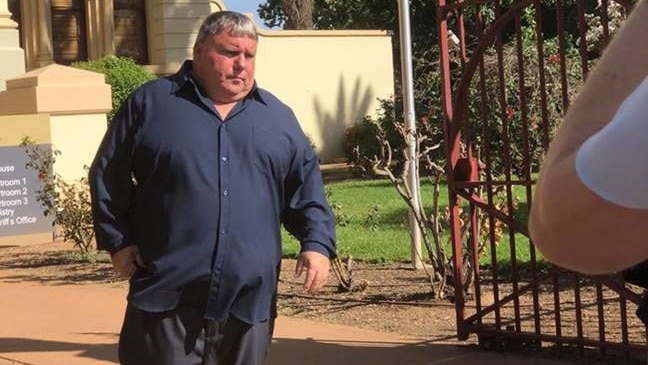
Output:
[256, 31, 394, 161]
[0, 114, 50, 147]
[49, 114, 106, 181]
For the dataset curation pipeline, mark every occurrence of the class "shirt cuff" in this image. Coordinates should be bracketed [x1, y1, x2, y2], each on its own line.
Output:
[98, 240, 131, 257]
[300, 240, 336, 259]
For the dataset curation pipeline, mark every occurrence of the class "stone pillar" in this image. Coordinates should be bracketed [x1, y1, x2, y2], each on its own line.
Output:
[86, 0, 115, 59]
[0, 64, 111, 181]
[145, 0, 220, 74]
[0, 64, 111, 246]
[21, 0, 54, 69]
[0, 0, 17, 30]
[0, 0, 25, 91]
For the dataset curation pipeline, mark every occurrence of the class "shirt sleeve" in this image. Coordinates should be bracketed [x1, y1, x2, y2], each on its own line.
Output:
[282, 135, 337, 259]
[574, 76, 648, 210]
[88, 93, 140, 255]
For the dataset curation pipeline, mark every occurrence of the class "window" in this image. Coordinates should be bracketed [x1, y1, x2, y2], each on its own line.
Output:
[114, 0, 148, 64]
[51, 0, 87, 65]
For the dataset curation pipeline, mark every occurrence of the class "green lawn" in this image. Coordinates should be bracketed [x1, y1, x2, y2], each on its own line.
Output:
[282, 176, 544, 269]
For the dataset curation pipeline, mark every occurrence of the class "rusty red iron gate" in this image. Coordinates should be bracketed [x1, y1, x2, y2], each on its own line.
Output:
[436, 0, 645, 360]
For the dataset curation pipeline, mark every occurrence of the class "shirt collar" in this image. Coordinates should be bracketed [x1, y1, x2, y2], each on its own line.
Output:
[170, 60, 267, 105]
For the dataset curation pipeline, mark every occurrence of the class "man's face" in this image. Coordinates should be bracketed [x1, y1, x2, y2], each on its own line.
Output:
[193, 30, 257, 104]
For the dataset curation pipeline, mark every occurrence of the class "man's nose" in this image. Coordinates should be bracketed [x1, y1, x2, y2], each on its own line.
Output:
[233, 55, 246, 70]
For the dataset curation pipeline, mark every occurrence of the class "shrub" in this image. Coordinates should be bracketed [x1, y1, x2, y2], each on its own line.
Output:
[72, 56, 155, 122]
[20, 138, 95, 256]
[343, 117, 382, 176]
[343, 99, 409, 177]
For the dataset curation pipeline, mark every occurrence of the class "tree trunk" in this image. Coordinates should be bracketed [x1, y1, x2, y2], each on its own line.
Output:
[280, 0, 313, 30]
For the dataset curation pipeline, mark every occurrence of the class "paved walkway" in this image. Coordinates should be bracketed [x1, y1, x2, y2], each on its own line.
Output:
[0, 280, 574, 365]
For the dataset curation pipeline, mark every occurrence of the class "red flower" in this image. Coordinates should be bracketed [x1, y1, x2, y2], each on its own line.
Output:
[548, 53, 560, 63]
[506, 105, 515, 119]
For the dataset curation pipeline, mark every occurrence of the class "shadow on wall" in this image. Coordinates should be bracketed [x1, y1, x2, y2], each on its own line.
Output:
[313, 75, 374, 162]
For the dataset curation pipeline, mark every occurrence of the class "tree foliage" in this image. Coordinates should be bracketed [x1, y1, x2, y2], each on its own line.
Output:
[259, 0, 397, 30]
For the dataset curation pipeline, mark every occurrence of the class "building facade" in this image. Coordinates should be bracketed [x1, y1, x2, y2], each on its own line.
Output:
[1, 0, 395, 161]
[7, 0, 224, 73]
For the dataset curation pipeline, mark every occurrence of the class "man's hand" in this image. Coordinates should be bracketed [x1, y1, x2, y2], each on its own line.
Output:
[111, 245, 144, 277]
[295, 251, 330, 293]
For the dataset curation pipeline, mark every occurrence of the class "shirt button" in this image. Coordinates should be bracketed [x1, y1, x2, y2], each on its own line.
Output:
[221, 157, 228, 162]
[223, 190, 229, 196]
[220, 229, 226, 234]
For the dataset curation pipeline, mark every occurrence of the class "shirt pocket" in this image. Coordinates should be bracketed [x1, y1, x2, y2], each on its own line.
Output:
[251, 124, 292, 179]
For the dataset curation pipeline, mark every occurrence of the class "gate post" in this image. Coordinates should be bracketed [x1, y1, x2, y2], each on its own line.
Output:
[436, 0, 470, 340]
[0, 64, 110, 247]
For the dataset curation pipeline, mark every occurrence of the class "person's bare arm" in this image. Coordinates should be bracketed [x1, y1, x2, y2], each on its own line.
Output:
[529, 2, 648, 274]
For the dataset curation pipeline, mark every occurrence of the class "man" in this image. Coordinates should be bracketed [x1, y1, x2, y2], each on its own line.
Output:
[528, 2, 647, 275]
[89, 11, 336, 365]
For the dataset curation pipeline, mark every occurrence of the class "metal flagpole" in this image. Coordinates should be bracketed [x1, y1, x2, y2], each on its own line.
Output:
[397, 0, 423, 269]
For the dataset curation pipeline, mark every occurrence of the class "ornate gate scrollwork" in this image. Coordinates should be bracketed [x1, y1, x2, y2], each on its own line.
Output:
[437, 0, 645, 360]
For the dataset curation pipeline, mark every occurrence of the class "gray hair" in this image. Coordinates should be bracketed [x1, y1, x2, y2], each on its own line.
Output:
[195, 11, 258, 45]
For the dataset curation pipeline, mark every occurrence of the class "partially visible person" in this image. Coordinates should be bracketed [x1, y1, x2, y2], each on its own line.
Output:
[529, 1, 648, 275]
[89, 11, 336, 365]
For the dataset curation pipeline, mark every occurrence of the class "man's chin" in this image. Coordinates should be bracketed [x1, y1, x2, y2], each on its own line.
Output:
[218, 88, 252, 103]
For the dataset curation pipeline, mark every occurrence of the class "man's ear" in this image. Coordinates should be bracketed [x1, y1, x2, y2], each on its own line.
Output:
[193, 39, 204, 58]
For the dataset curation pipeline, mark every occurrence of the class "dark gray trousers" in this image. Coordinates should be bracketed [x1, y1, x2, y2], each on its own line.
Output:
[118, 304, 274, 365]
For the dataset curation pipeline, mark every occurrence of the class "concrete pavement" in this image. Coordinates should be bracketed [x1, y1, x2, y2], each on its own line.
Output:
[0, 280, 573, 365]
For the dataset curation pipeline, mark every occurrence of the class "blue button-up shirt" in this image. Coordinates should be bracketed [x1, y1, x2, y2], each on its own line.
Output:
[89, 61, 336, 323]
